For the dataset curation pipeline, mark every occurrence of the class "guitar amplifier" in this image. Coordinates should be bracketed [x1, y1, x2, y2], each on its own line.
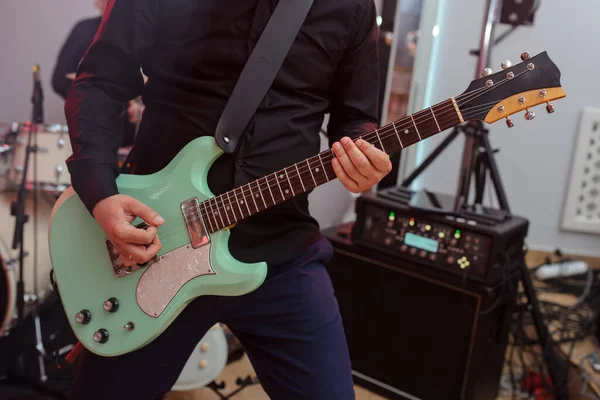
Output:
[324, 225, 519, 400]
[351, 189, 529, 284]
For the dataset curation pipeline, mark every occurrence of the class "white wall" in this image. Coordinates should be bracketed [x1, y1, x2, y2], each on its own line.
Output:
[0, 1, 98, 124]
[413, 0, 600, 255]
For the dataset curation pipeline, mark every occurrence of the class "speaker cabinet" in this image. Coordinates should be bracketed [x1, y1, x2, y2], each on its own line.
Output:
[324, 226, 518, 400]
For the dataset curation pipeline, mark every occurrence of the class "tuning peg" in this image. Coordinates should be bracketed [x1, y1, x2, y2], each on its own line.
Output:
[546, 103, 555, 114]
[524, 109, 536, 121]
[482, 68, 493, 77]
[501, 60, 512, 70]
[521, 52, 530, 61]
[506, 117, 514, 128]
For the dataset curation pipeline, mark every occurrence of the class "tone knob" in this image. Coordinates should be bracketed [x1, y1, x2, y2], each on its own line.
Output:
[521, 52, 530, 61]
[501, 60, 512, 70]
[546, 103, 555, 114]
[75, 310, 91, 324]
[200, 343, 210, 352]
[93, 329, 109, 344]
[482, 68, 493, 77]
[506, 118, 514, 128]
[103, 297, 119, 313]
[198, 360, 208, 369]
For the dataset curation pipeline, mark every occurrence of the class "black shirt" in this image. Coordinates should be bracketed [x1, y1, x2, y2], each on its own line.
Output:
[65, 0, 379, 267]
[52, 16, 102, 100]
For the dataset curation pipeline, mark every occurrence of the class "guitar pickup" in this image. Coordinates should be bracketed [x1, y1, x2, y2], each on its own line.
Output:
[181, 198, 210, 249]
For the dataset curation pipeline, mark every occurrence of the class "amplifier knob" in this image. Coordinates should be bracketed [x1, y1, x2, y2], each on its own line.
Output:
[400, 245, 407, 252]
[385, 237, 393, 246]
[409, 248, 417, 255]
[447, 256, 455, 264]
[419, 250, 426, 258]
[429, 254, 436, 261]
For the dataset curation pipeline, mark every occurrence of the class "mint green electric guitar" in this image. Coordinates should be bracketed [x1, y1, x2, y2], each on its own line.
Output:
[48, 52, 565, 356]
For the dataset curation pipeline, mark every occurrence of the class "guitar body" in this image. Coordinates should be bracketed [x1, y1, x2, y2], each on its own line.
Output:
[48, 137, 267, 357]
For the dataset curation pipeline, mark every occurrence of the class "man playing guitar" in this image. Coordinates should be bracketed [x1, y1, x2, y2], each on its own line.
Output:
[65, 0, 390, 398]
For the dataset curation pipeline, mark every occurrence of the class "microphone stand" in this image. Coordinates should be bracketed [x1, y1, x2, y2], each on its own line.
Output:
[5, 65, 65, 398]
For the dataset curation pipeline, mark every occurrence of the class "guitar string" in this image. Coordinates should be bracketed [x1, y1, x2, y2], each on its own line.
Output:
[149, 69, 525, 232]
[155, 68, 533, 236]
[157, 98, 515, 240]
[156, 104, 506, 246]
[154, 101, 491, 236]
[157, 97, 504, 231]
[199, 68, 530, 220]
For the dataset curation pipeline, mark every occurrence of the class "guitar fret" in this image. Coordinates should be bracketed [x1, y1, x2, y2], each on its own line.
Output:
[239, 187, 251, 216]
[265, 176, 276, 205]
[206, 198, 219, 232]
[294, 163, 306, 191]
[375, 131, 385, 152]
[201, 202, 215, 233]
[255, 180, 267, 209]
[391, 122, 403, 148]
[274, 172, 285, 200]
[306, 159, 317, 186]
[232, 188, 245, 218]
[248, 182, 259, 213]
[318, 153, 329, 181]
[226, 191, 238, 221]
[430, 107, 441, 132]
[410, 115, 421, 140]
[213, 197, 225, 229]
[221, 194, 232, 226]
[284, 168, 295, 196]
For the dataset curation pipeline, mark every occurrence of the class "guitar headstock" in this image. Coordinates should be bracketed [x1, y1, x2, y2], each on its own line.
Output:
[457, 51, 566, 127]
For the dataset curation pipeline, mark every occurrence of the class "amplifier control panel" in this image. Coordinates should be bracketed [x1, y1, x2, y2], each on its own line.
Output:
[356, 204, 492, 278]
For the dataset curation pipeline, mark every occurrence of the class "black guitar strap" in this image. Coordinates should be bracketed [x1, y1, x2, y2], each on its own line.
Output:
[214, 0, 314, 154]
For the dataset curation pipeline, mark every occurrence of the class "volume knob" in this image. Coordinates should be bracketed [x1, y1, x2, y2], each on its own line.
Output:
[75, 309, 91, 324]
[103, 297, 119, 313]
[93, 329, 109, 344]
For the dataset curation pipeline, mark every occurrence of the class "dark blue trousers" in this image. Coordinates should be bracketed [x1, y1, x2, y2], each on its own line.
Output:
[70, 237, 355, 399]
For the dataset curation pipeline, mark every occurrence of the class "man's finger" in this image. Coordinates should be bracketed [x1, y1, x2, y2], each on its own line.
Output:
[126, 198, 164, 226]
[356, 139, 392, 173]
[342, 137, 377, 180]
[332, 158, 360, 193]
[333, 140, 367, 184]
[113, 221, 157, 244]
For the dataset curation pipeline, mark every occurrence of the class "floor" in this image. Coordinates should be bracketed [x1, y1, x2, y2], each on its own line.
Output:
[164, 354, 388, 400]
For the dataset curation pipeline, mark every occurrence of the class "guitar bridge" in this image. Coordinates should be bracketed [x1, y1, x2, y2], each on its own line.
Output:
[107, 222, 160, 278]
[181, 198, 210, 249]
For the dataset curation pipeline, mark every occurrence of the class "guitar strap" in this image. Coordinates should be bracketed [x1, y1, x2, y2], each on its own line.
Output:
[214, 0, 315, 154]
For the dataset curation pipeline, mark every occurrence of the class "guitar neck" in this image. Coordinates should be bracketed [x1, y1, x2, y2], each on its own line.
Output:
[200, 97, 463, 233]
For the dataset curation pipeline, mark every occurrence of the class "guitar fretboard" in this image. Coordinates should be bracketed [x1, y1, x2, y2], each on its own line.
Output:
[199, 98, 462, 233]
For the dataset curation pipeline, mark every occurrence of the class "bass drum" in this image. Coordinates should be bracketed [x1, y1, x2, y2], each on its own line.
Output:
[171, 323, 229, 391]
[0, 236, 17, 336]
[0, 190, 54, 306]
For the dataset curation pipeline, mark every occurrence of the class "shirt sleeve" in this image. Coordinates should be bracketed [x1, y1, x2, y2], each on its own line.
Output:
[65, 0, 158, 214]
[327, 0, 380, 146]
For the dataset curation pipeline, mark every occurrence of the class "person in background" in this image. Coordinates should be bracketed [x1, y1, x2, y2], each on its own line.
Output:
[52, 0, 139, 147]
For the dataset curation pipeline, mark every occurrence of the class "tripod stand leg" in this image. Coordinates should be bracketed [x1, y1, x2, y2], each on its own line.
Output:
[453, 123, 480, 212]
[401, 128, 461, 187]
[518, 259, 569, 399]
[479, 130, 511, 213]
